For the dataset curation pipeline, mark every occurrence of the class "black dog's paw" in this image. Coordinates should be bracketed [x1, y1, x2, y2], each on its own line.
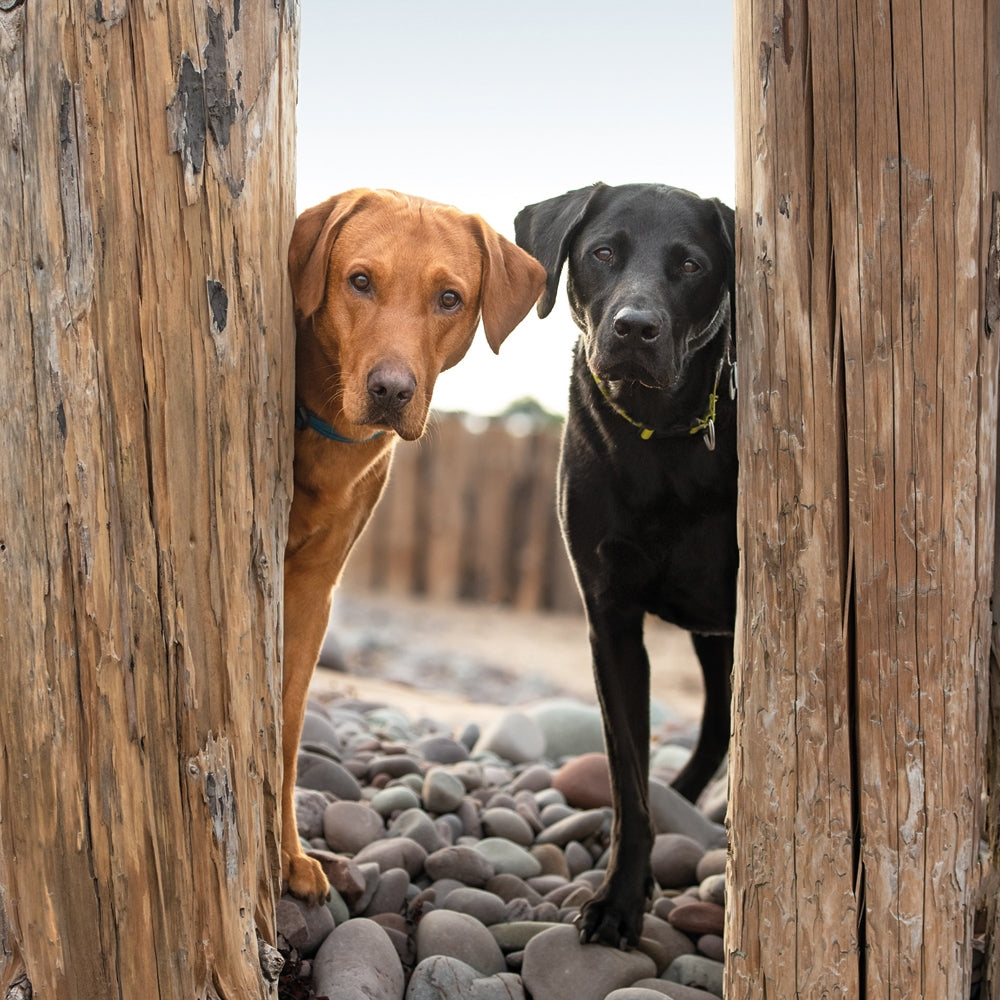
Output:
[575, 887, 646, 950]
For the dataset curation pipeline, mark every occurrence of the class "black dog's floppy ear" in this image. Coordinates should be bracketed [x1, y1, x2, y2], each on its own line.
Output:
[711, 197, 735, 262]
[515, 183, 605, 318]
[711, 197, 736, 327]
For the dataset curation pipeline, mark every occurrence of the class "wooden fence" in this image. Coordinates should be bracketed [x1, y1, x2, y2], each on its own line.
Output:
[341, 411, 583, 613]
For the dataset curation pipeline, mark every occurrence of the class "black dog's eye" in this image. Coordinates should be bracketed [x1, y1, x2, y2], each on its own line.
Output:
[439, 289, 462, 310]
[682, 259, 701, 274]
[349, 272, 371, 292]
[593, 247, 614, 262]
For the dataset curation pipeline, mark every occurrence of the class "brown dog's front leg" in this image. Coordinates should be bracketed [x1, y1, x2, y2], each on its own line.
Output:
[577, 604, 654, 949]
[280, 544, 336, 905]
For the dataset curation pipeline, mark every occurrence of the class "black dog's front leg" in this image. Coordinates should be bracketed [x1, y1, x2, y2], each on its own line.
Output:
[577, 601, 654, 949]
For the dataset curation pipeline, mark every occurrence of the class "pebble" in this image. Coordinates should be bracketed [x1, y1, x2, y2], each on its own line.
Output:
[698, 872, 726, 907]
[323, 800, 386, 854]
[424, 845, 495, 886]
[524, 699, 605, 759]
[422, 768, 468, 814]
[300, 709, 343, 758]
[371, 785, 423, 818]
[286, 691, 727, 999]
[276, 895, 335, 957]
[474, 838, 542, 879]
[406, 956, 526, 1000]
[696, 846, 728, 879]
[534, 807, 607, 846]
[551, 753, 612, 809]
[363, 866, 411, 917]
[353, 837, 428, 876]
[294, 788, 332, 841]
[312, 918, 405, 1000]
[650, 833, 706, 889]
[521, 924, 656, 1000]
[698, 933, 725, 962]
[480, 807, 535, 846]
[440, 886, 508, 926]
[414, 735, 470, 764]
[296, 750, 363, 800]
[648, 779, 727, 848]
[387, 808, 448, 853]
[663, 953, 726, 997]
[667, 900, 725, 936]
[473, 711, 546, 764]
[415, 909, 507, 975]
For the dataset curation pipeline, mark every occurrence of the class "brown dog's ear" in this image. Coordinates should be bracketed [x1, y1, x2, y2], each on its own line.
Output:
[514, 183, 606, 319]
[288, 190, 371, 320]
[475, 223, 547, 353]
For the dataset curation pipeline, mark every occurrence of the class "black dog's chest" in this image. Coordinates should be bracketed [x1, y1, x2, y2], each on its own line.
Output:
[610, 468, 737, 635]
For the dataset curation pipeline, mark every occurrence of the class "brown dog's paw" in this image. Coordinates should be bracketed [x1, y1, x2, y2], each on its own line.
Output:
[282, 850, 331, 907]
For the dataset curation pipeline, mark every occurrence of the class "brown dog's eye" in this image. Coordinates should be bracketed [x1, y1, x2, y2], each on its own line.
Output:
[593, 247, 613, 262]
[682, 259, 701, 274]
[349, 272, 371, 292]
[439, 289, 462, 310]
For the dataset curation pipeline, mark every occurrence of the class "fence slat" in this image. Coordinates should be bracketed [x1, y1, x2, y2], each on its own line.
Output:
[340, 412, 578, 613]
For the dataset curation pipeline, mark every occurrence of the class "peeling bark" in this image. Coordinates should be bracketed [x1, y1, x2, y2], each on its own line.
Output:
[0, 2, 298, 997]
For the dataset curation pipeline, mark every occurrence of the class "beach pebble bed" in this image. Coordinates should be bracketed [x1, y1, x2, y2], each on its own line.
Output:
[277, 694, 729, 1000]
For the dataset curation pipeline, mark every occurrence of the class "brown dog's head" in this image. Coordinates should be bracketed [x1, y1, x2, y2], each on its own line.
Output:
[288, 188, 547, 441]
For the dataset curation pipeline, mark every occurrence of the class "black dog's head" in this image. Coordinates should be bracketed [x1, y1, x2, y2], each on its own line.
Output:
[515, 183, 734, 394]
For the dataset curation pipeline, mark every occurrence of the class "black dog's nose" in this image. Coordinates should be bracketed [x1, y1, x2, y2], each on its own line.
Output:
[612, 307, 661, 342]
[367, 361, 416, 411]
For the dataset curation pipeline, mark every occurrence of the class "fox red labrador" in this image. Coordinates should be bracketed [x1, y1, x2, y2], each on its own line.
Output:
[283, 188, 546, 903]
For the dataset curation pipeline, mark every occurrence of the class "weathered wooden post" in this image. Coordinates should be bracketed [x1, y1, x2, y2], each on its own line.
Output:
[0, 2, 297, 997]
[729, 1, 999, 996]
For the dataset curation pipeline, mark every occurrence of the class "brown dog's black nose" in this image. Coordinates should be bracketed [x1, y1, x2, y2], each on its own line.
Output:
[367, 361, 416, 411]
[613, 307, 661, 342]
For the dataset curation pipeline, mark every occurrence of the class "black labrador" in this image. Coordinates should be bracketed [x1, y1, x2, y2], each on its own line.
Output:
[515, 183, 737, 948]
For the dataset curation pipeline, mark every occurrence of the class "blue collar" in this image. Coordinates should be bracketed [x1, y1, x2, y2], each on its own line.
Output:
[294, 403, 386, 444]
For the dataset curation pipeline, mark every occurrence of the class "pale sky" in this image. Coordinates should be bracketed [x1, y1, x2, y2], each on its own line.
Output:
[295, 1, 735, 416]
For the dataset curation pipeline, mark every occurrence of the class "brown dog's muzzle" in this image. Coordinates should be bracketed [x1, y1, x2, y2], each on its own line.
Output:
[356, 358, 429, 439]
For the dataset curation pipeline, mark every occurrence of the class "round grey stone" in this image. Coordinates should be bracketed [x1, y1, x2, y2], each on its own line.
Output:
[370, 785, 423, 818]
[521, 924, 656, 1000]
[663, 954, 725, 997]
[480, 807, 534, 847]
[387, 807, 447, 854]
[414, 735, 470, 764]
[293, 788, 331, 841]
[313, 917, 405, 1000]
[535, 807, 607, 847]
[415, 909, 506, 975]
[424, 845, 495, 887]
[353, 837, 428, 877]
[472, 711, 545, 765]
[474, 838, 542, 879]
[423, 768, 467, 814]
[323, 800, 385, 854]
[406, 956, 526, 1000]
[648, 779, 727, 848]
[651, 833, 706, 890]
[525, 699, 606, 759]
[296, 751, 362, 800]
[300, 709, 342, 758]
[363, 866, 411, 917]
[441, 886, 507, 926]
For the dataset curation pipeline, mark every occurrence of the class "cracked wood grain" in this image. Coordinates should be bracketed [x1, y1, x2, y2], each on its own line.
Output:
[0, 3, 298, 998]
[729, 1, 999, 997]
